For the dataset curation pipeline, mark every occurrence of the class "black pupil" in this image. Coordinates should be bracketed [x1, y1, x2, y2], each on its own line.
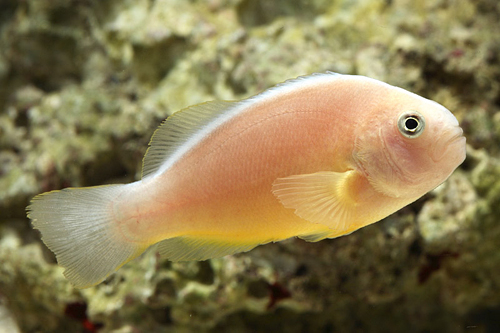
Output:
[405, 117, 419, 131]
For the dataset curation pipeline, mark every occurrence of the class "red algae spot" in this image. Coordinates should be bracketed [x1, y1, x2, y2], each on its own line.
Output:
[64, 301, 104, 333]
[449, 48, 465, 58]
[418, 251, 459, 284]
[266, 282, 292, 310]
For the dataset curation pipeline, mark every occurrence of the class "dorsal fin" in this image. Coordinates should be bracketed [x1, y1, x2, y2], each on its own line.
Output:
[142, 100, 237, 178]
[141, 72, 343, 178]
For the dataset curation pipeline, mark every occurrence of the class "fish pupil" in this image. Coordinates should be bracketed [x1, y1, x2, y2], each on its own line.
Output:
[397, 111, 425, 138]
[405, 117, 419, 131]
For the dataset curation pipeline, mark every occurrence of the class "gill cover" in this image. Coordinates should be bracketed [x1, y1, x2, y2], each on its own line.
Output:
[353, 110, 428, 199]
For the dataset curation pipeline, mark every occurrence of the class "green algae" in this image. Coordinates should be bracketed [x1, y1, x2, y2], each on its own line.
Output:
[1, 0, 500, 331]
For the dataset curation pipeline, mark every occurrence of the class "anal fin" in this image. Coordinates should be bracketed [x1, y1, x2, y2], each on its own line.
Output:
[298, 230, 334, 242]
[157, 236, 261, 261]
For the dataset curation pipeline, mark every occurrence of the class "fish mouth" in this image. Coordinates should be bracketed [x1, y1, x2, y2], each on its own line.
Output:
[432, 126, 466, 163]
[439, 125, 465, 147]
[449, 126, 465, 144]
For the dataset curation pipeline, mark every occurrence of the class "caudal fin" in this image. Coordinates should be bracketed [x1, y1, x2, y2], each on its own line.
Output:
[27, 185, 147, 288]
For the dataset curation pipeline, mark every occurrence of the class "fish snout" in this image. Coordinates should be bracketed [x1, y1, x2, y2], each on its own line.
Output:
[430, 125, 466, 163]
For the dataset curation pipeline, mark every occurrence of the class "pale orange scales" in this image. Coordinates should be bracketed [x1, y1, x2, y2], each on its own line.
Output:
[27, 73, 466, 288]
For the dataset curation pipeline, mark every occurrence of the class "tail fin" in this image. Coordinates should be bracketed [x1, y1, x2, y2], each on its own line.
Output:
[27, 185, 147, 288]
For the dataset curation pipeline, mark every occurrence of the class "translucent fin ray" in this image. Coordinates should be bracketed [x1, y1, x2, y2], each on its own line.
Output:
[27, 185, 147, 288]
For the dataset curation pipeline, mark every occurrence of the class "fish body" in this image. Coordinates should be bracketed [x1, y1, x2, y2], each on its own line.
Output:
[27, 73, 466, 288]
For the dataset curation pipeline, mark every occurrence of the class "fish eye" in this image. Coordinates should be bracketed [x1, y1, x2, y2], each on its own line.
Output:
[397, 111, 425, 138]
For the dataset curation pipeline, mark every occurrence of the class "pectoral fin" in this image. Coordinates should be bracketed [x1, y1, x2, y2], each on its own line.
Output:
[272, 171, 362, 231]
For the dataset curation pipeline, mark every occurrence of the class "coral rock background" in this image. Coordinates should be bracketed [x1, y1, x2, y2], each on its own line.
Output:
[0, 0, 499, 332]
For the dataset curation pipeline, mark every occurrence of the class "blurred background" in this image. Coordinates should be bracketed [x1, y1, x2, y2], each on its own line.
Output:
[0, 0, 499, 332]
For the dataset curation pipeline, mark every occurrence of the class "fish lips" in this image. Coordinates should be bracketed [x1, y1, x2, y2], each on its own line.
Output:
[429, 126, 466, 164]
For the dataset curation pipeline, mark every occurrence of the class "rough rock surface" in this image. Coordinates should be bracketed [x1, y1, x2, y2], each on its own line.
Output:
[1, 0, 499, 332]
